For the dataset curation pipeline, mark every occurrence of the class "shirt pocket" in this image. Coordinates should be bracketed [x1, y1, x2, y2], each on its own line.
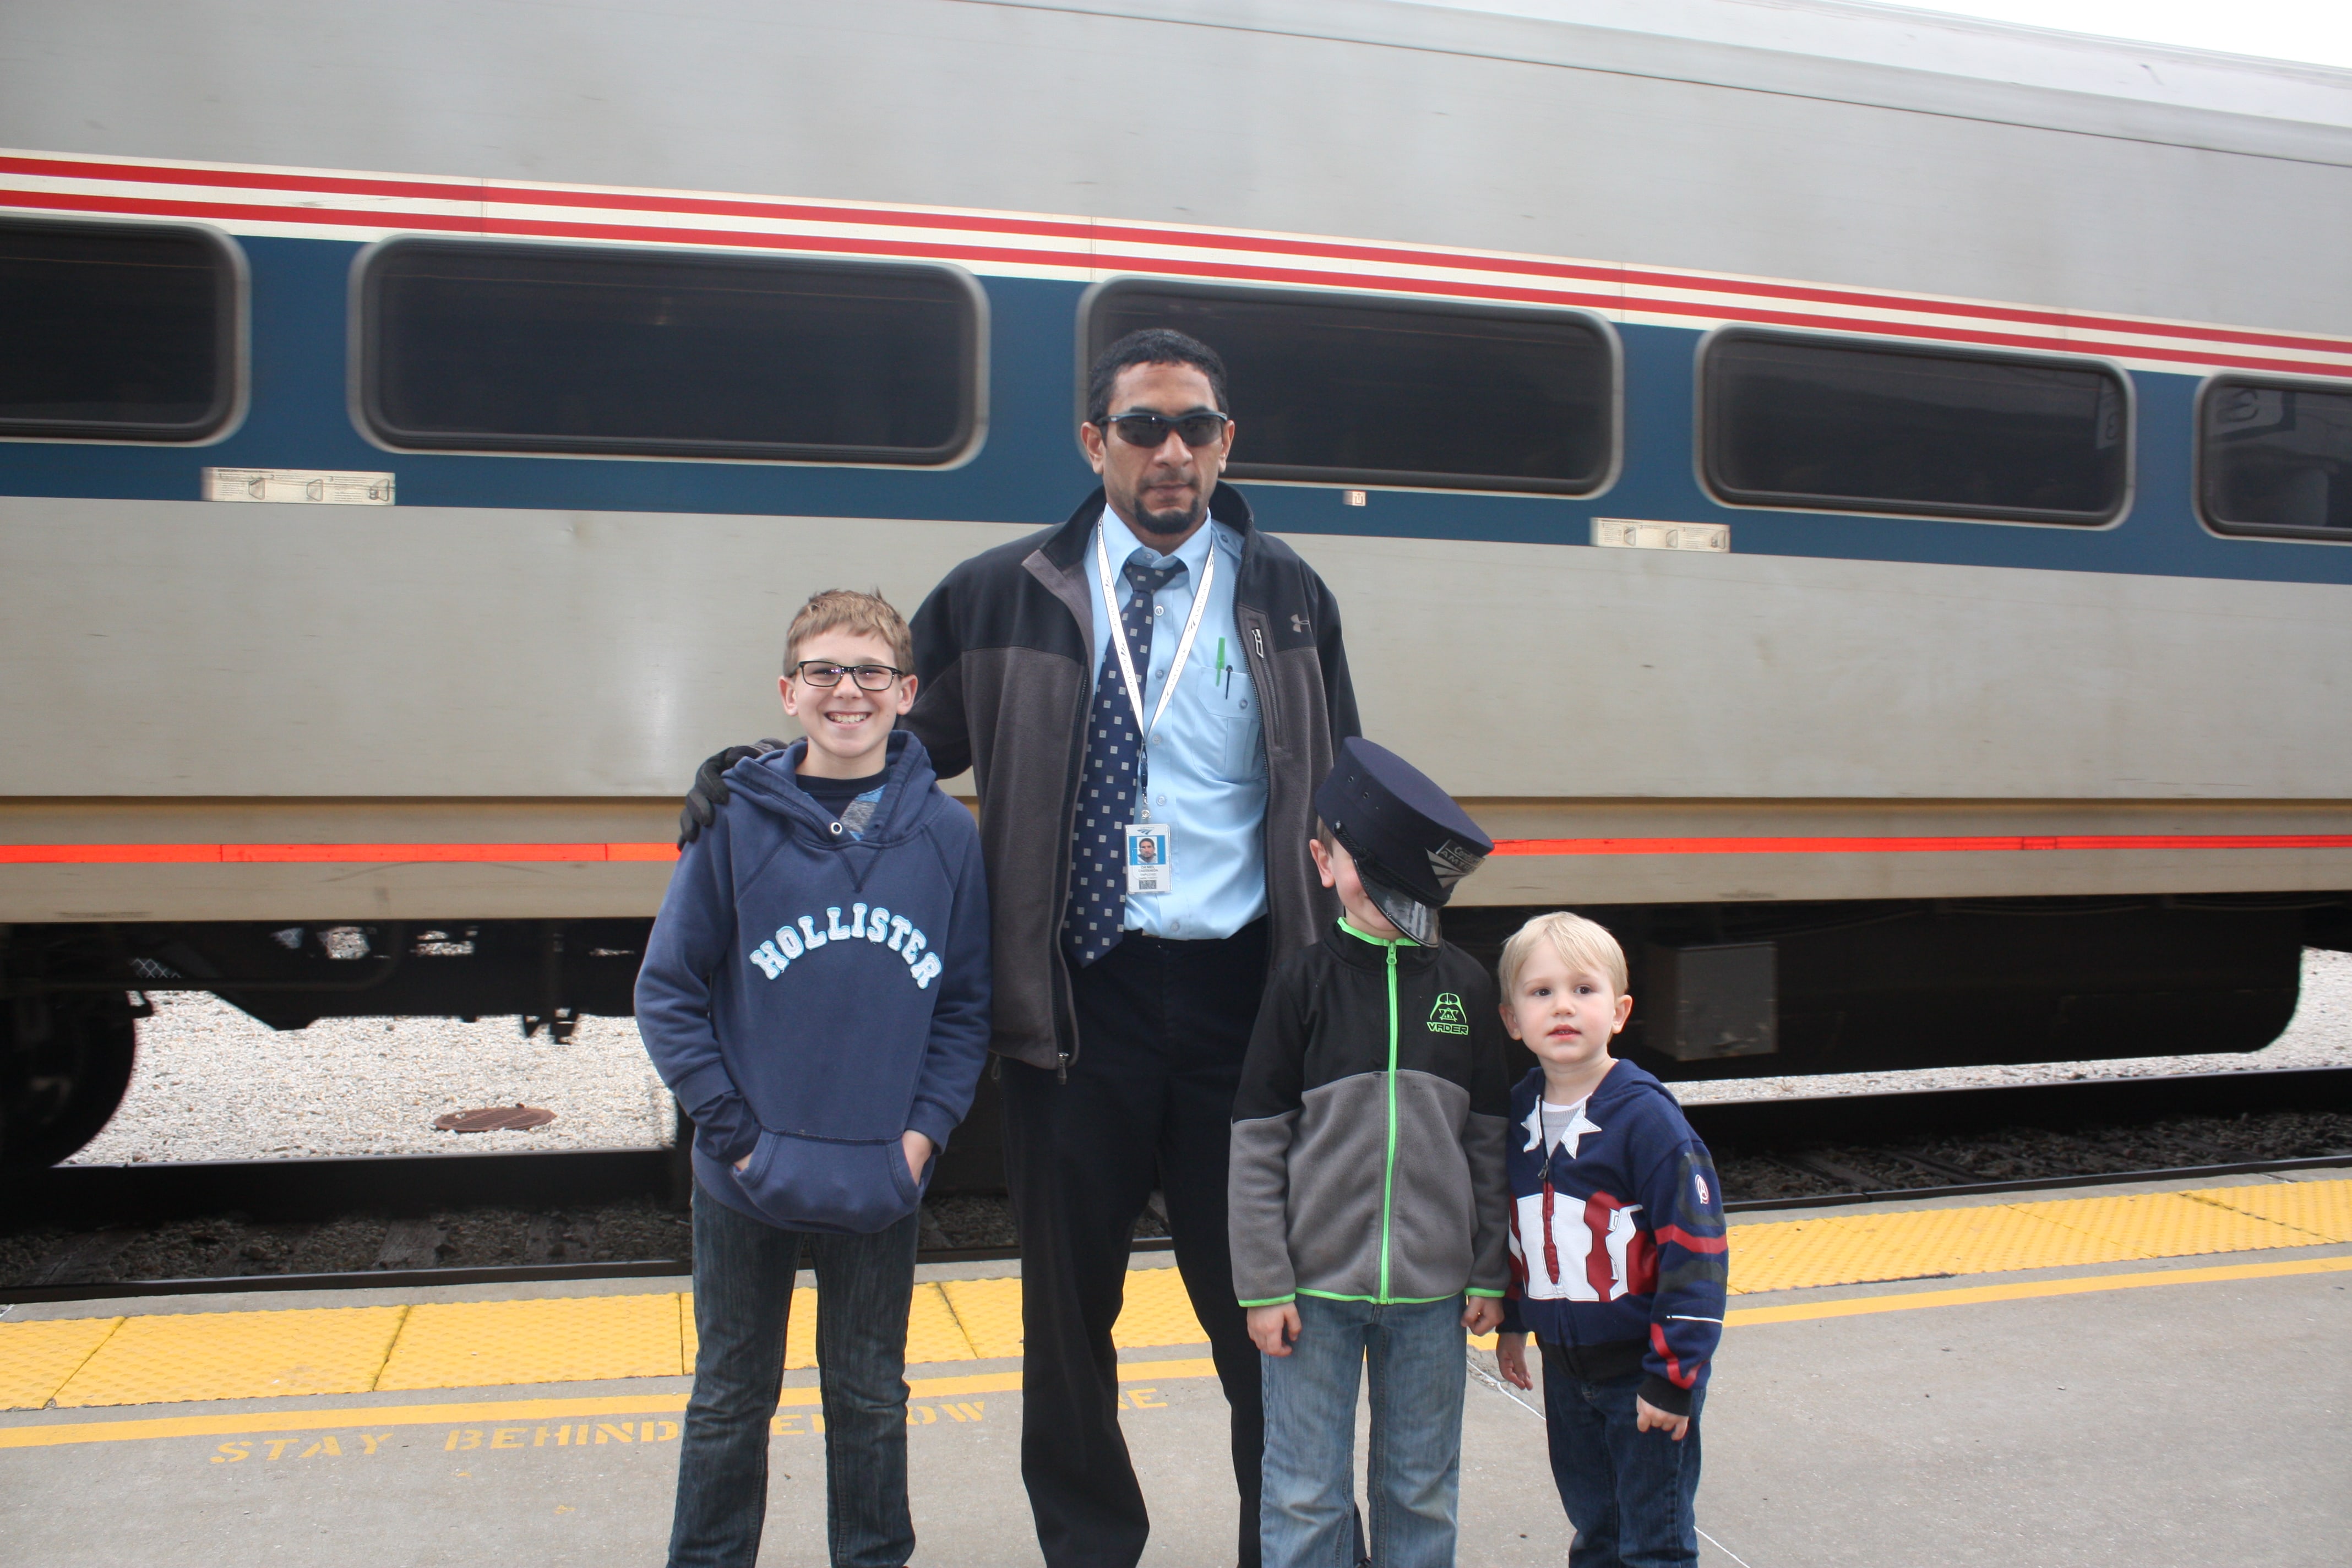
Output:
[1218, 698, 1265, 781]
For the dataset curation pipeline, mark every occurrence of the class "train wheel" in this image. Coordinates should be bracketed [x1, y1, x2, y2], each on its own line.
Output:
[1, 995, 138, 1169]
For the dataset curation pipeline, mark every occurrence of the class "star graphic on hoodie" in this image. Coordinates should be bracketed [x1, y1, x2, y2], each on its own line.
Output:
[1522, 1098, 1603, 1159]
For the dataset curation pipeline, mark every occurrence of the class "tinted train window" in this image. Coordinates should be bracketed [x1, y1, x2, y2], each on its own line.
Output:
[0, 217, 241, 442]
[1702, 331, 2128, 524]
[1086, 282, 1615, 494]
[2199, 378, 2352, 539]
[357, 241, 982, 463]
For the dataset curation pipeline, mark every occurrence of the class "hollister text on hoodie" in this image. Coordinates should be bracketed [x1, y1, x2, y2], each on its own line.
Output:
[636, 732, 990, 1235]
[1500, 1060, 1729, 1417]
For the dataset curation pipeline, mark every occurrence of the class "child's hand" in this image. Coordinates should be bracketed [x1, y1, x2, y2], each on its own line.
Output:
[1462, 1297, 1505, 1336]
[901, 1130, 935, 1184]
[1635, 1396, 1690, 1442]
[1246, 1304, 1301, 1357]
[1494, 1331, 1533, 1391]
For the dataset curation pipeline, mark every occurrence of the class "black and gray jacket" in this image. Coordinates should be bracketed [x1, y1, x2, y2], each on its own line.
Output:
[1228, 918, 1513, 1306]
[906, 483, 1358, 1072]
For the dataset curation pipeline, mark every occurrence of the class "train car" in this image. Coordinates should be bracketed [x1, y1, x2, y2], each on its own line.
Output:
[6, 0, 2352, 1174]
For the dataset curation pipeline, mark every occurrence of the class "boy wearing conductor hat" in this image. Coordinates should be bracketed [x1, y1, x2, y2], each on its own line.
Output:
[1228, 737, 1513, 1568]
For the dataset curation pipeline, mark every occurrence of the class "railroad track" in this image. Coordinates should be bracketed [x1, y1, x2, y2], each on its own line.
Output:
[6, 1068, 2347, 1305]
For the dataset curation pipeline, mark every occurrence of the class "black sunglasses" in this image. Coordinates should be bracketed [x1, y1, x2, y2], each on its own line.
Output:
[1099, 410, 1231, 449]
[790, 661, 905, 691]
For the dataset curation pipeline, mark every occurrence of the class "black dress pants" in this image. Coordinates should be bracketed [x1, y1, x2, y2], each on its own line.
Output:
[1001, 919, 1270, 1568]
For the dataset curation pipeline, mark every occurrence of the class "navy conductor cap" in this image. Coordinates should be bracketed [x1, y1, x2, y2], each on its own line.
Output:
[1313, 737, 1494, 945]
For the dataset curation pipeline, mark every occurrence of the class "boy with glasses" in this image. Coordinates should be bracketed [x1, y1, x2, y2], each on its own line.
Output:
[680, 330, 1363, 1568]
[638, 588, 992, 1568]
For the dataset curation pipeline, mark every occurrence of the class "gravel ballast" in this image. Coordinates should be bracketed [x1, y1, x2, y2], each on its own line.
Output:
[69, 998, 674, 1164]
[68, 951, 2352, 1165]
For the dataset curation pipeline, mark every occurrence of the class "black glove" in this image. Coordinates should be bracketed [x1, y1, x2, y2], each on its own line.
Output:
[677, 739, 786, 847]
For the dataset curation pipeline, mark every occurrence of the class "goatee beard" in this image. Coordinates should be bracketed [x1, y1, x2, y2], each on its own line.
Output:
[1134, 499, 1205, 537]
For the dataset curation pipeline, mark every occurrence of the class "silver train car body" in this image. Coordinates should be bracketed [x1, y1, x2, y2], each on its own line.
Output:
[5, 0, 2351, 1166]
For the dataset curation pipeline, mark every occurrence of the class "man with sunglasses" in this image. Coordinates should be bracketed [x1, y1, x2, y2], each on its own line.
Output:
[683, 328, 1357, 1568]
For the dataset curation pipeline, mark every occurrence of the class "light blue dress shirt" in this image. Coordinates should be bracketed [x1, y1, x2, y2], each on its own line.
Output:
[1089, 504, 1268, 940]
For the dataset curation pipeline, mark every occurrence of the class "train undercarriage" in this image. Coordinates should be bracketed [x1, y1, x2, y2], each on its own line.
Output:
[8, 895, 2347, 1174]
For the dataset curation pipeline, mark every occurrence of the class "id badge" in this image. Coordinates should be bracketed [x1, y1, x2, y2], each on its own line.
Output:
[1124, 822, 1172, 894]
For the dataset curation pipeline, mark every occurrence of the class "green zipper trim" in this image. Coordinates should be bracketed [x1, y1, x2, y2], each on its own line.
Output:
[1336, 915, 1414, 1305]
[1381, 935, 1399, 1303]
[1236, 1294, 1297, 1308]
[1295, 1288, 1458, 1305]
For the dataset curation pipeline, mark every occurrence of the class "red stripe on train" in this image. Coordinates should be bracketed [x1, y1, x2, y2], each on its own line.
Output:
[8, 153, 2352, 361]
[1489, 834, 2352, 856]
[0, 843, 682, 864]
[7, 183, 2351, 380]
[6, 834, 2352, 866]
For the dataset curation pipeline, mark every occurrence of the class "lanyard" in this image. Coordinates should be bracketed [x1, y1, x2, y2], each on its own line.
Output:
[1095, 523, 1216, 816]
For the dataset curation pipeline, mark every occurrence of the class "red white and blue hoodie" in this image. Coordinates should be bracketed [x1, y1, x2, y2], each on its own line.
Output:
[1499, 1059, 1728, 1416]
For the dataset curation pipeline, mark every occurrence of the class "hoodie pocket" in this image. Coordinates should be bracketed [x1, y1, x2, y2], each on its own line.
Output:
[737, 1129, 922, 1235]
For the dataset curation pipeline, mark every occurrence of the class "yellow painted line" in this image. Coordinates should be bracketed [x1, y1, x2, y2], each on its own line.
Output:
[1724, 1253, 2352, 1326]
[9, 1248, 2343, 1450]
[8, 1254, 2346, 1449]
[0, 1358, 1219, 1451]
[11, 1184, 2344, 1410]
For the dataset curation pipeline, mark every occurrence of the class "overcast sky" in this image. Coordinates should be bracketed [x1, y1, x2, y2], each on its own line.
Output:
[1848, 1, 2352, 70]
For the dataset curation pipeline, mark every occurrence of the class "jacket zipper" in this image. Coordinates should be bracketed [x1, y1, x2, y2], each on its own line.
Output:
[1378, 939, 1399, 1303]
[1240, 611, 1281, 973]
[1048, 554, 1098, 1082]
[1540, 1156, 1561, 1287]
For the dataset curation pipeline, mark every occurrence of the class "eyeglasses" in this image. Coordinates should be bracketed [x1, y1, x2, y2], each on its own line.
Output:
[790, 661, 905, 691]
[1099, 410, 1231, 449]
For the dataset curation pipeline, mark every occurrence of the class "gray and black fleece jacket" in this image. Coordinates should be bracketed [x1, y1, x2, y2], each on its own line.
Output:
[906, 483, 1357, 1072]
[1229, 918, 1513, 1308]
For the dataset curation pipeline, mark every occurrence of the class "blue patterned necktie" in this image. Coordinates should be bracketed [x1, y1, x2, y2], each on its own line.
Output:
[1063, 551, 1186, 967]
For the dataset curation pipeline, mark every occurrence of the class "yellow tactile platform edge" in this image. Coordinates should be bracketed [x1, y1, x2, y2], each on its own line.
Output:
[7, 1181, 2344, 1409]
[1724, 1182, 2348, 1295]
[0, 1317, 120, 1411]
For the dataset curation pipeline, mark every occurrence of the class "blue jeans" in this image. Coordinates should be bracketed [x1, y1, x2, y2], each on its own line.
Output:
[1260, 1294, 1465, 1568]
[668, 1178, 921, 1568]
[1539, 1353, 1704, 1568]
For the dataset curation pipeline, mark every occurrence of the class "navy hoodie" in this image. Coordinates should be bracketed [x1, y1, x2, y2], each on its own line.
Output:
[635, 732, 990, 1233]
[1499, 1059, 1729, 1416]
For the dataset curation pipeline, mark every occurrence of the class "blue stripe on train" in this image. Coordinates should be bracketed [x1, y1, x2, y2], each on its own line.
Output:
[1, 234, 2345, 589]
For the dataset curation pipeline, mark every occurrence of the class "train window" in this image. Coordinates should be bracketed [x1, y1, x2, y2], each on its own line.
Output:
[356, 240, 983, 464]
[1084, 281, 1616, 494]
[1701, 331, 2128, 524]
[2198, 378, 2352, 540]
[0, 216, 242, 442]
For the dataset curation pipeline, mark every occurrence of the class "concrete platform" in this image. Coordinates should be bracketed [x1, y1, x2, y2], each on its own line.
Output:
[3, 1174, 2346, 1566]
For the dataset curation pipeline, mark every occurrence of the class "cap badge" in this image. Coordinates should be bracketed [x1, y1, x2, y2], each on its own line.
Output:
[1427, 841, 1482, 888]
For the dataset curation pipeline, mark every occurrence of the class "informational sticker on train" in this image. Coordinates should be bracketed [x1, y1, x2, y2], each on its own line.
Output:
[1591, 518, 1730, 553]
[202, 469, 396, 505]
